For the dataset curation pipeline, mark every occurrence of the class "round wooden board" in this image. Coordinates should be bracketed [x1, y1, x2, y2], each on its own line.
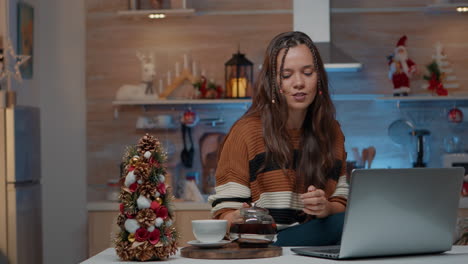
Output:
[180, 242, 282, 259]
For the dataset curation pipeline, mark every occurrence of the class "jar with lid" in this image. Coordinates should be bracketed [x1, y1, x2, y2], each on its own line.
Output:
[229, 203, 277, 245]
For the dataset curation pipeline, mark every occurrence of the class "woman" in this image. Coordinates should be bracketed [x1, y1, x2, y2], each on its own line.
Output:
[208, 31, 348, 246]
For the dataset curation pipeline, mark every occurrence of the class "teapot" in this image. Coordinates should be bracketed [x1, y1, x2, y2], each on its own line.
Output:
[229, 203, 277, 245]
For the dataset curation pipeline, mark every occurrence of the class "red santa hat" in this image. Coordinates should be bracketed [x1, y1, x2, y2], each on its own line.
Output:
[396, 35, 407, 47]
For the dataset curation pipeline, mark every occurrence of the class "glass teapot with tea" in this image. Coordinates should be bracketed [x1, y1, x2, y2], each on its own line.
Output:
[229, 203, 277, 244]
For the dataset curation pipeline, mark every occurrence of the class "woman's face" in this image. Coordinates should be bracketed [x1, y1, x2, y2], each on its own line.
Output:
[276, 44, 318, 116]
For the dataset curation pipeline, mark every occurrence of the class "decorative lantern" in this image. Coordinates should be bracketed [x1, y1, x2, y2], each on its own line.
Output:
[225, 50, 253, 98]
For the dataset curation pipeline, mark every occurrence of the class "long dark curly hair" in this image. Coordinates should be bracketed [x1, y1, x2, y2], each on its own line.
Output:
[241, 31, 338, 191]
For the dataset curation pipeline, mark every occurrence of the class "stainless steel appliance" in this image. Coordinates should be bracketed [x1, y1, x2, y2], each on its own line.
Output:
[0, 106, 42, 264]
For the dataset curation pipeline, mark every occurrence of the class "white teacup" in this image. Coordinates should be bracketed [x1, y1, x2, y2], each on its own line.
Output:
[192, 219, 227, 243]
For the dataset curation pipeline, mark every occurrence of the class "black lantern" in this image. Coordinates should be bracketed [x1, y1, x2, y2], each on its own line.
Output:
[224, 51, 253, 98]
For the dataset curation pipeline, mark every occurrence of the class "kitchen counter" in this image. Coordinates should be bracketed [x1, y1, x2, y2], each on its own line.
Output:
[82, 246, 468, 264]
[88, 197, 468, 212]
[87, 201, 211, 211]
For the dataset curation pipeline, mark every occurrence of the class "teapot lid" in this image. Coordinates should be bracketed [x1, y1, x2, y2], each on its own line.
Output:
[240, 203, 270, 215]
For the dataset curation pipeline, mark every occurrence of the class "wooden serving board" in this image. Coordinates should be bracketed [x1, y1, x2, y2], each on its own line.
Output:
[180, 242, 282, 259]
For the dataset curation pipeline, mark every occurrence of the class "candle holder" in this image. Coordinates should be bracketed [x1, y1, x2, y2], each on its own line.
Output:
[225, 50, 253, 98]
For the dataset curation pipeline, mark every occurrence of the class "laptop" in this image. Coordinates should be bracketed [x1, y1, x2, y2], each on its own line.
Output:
[291, 168, 465, 259]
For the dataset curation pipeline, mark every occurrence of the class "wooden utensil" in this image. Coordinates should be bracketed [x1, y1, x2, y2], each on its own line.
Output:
[367, 146, 376, 168]
[352, 147, 362, 167]
[361, 148, 369, 168]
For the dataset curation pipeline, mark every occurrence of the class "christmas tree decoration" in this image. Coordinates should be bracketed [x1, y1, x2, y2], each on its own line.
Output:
[387, 35, 417, 96]
[115, 134, 178, 261]
[422, 42, 459, 95]
[448, 107, 463, 123]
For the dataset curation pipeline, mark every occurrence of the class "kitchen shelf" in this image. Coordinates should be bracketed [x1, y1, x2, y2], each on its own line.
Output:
[113, 99, 251, 105]
[377, 95, 468, 101]
[117, 8, 195, 17]
[112, 94, 381, 106]
[112, 95, 468, 118]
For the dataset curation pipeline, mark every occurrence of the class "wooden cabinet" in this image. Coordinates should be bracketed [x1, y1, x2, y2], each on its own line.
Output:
[87, 204, 211, 257]
[88, 211, 120, 258]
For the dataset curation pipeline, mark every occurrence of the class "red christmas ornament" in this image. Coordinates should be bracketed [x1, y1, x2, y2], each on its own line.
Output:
[135, 228, 150, 242]
[448, 108, 463, 123]
[181, 109, 199, 127]
[150, 201, 161, 212]
[129, 182, 138, 192]
[149, 229, 161, 245]
[156, 206, 169, 219]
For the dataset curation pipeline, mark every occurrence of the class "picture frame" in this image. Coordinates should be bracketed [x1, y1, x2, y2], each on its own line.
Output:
[17, 2, 34, 79]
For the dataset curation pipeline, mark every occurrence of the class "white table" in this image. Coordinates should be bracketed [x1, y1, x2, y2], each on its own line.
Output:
[82, 246, 468, 264]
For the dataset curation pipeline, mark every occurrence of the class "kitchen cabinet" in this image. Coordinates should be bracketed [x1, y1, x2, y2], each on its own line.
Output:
[87, 202, 211, 258]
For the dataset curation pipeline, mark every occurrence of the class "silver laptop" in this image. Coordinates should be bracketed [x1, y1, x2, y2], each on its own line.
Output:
[291, 168, 465, 259]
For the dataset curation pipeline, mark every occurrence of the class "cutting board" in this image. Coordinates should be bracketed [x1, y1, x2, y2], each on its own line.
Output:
[180, 242, 282, 259]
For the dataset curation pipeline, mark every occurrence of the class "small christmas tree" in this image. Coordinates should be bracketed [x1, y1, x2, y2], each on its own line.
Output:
[423, 42, 459, 95]
[114, 134, 178, 261]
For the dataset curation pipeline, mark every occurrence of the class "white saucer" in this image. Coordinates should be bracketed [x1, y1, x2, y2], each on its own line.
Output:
[187, 240, 231, 248]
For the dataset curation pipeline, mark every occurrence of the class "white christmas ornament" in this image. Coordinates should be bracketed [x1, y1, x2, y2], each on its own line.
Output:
[124, 219, 140, 234]
[166, 219, 173, 227]
[155, 191, 160, 198]
[159, 174, 165, 183]
[144, 151, 152, 159]
[148, 226, 155, 232]
[124, 171, 136, 187]
[137, 195, 151, 209]
[155, 217, 164, 227]
[137, 179, 143, 184]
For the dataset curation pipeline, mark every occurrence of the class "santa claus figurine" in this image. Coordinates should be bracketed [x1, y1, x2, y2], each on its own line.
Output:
[388, 35, 417, 96]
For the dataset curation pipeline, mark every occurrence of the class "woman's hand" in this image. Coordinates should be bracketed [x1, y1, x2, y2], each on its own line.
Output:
[300, 185, 331, 218]
[221, 202, 250, 226]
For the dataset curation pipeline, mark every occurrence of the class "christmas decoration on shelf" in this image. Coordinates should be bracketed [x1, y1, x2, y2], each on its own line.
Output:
[0, 39, 30, 84]
[422, 42, 459, 95]
[193, 75, 223, 99]
[115, 51, 159, 101]
[225, 49, 253, 98]
[423, 61, 448, 96]
[114, 134, 178, 261]
[387, 35, 417, 96]
[447, 107, 463, 123]
[159, 54, 199, 99]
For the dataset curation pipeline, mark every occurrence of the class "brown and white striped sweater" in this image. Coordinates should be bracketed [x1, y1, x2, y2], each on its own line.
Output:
[208, 115, 349, 227]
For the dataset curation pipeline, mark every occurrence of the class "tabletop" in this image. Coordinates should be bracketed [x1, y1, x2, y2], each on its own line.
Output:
[81, 246, 468, 264]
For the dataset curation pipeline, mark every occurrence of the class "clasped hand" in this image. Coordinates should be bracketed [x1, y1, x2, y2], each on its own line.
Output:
[300, 185, 330, 218]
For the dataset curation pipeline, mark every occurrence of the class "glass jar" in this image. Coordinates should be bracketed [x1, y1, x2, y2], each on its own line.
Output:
[229, 204, 277, 244]
[106, 179, 120, 201]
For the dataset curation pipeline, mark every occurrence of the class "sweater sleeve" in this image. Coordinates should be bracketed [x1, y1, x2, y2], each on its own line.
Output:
[328, 121, 349, 207]
[207, 120, 252, 218]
